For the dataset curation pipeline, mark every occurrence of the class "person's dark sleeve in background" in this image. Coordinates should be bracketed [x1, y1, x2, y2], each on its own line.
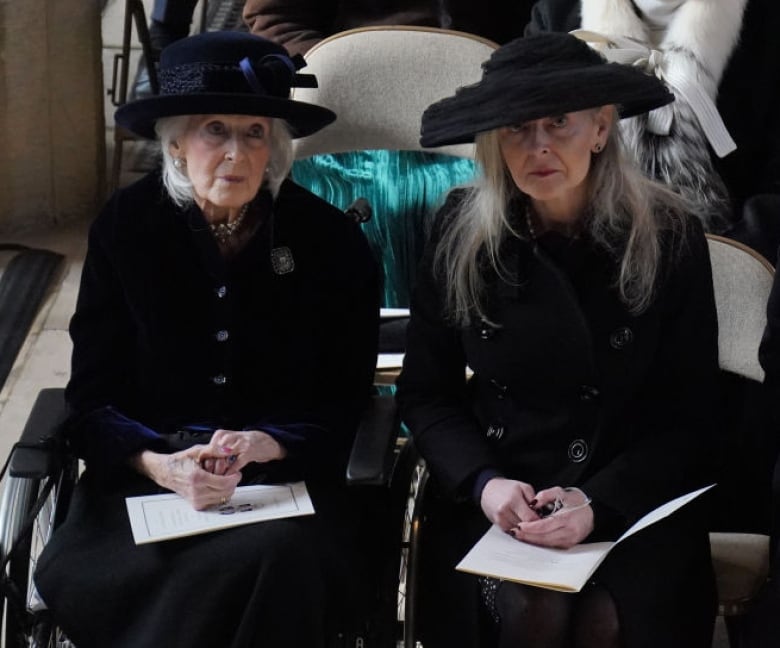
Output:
[524, 0, 580, 35]
[243, 0, 333, 56]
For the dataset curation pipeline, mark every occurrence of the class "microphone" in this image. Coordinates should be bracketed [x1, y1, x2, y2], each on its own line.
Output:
[345, 197, 372, 224]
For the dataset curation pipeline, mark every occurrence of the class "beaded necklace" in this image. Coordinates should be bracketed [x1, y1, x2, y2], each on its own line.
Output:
[209, 203, 249, 244]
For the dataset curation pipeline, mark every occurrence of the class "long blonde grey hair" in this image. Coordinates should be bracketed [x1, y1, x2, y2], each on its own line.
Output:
[155, 115, 294, 208]
[434, 109, 690, 327]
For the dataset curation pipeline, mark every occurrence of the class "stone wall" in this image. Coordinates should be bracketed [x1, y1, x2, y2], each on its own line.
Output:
[0, 0, 105, 234]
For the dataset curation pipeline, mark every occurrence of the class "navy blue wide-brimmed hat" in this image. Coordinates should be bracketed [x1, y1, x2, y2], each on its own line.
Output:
[115, 31, 336, 139]
[420, 32, 674, 148]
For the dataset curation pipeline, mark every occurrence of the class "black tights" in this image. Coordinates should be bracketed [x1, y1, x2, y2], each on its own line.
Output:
[496, 581, 621, 648]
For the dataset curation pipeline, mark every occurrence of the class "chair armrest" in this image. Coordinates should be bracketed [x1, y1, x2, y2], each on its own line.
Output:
[9, 388, 68, 479]
[378, 316, 409, 354]
[347, 393, 400, 486]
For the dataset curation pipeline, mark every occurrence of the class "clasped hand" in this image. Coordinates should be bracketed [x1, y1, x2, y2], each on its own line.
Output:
[480, 477, 594, 549]
[196, 429, 287, 476]
[133, 430, 286, 511]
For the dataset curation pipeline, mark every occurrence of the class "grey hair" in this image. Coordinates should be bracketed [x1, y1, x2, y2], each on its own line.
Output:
[434, 108, 689, 327]
[155, 115, 294, 208]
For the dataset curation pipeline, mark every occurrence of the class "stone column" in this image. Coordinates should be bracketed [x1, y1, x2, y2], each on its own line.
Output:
[0, 0, 105, 235]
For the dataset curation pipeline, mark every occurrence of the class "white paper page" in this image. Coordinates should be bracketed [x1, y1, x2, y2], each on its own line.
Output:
[376, 353, 405, 369]
[457, 525, 614, 592]
[456, 484, 715, 592]
[126, 482, 314, 545]
[615, 484, 715, 543]
[380, 308, 410, 318]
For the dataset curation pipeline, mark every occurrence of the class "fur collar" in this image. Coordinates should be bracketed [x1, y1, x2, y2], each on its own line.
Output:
[580, 0, 747, 96]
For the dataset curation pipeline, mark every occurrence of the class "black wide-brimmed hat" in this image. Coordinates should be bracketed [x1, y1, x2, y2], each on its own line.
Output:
[420, 32, 674, 148]
[115, 31, 336, 139]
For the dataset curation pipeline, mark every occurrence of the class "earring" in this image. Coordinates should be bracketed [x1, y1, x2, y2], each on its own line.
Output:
[593, 143, 603, 153]
[173, 157, 186, 169]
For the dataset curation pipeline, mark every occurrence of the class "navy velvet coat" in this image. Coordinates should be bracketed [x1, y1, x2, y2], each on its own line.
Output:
[65, 172, 380, 484]
[397, 191, 721, 530]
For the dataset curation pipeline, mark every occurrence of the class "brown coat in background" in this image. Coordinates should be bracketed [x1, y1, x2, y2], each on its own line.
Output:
[243, 0, 537, 55]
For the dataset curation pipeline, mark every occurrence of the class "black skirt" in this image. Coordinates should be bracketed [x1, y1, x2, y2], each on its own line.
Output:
[34, 469, 378, 648]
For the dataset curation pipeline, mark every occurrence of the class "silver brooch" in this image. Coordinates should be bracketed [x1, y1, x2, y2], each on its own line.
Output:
[270, 247, 295, 275]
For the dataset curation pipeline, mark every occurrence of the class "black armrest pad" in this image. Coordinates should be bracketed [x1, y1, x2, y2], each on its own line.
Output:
[378, 316, 408, 353]
[9, 388, 68, 479]
[347, 393, 399, 486]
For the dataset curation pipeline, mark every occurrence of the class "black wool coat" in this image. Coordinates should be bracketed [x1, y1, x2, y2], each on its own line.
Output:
[397, 194, 720, 525]
[396, 192, 721, 646]
[65, 172, 380, 484]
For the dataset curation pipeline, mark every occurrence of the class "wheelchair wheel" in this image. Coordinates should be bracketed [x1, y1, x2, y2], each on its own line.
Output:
[383, 439, 428, 648]
[0, 459, 76, 647]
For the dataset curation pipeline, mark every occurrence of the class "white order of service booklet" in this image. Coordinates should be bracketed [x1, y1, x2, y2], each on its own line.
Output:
[126, 482, 314, 544]
[456, 484, 714, 592]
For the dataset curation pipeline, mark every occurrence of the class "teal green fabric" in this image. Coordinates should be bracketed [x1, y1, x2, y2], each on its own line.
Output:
[292, 150, 477, 307]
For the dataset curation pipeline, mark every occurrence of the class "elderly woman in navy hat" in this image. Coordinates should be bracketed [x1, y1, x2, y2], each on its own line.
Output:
[33, 31, 380, 647]
[397, 32, 721, 647]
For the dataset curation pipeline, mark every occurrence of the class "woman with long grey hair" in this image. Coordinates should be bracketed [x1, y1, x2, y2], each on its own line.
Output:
[397, 31, 721, 648]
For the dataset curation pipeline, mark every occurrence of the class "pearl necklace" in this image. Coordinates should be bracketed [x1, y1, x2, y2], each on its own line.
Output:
[210, 203, 249, 244]
[525, 207, 538, 241]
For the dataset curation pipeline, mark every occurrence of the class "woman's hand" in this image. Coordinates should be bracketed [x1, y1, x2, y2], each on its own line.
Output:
[509, 485, 594, 549]
[480, 477, 540, 531]
[198, 429, 288, 476]
[130, 447, 241, 511]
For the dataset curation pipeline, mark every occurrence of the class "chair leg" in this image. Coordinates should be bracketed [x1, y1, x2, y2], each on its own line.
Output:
[110, 133, 124, 194]
[130, 0, 159, 94]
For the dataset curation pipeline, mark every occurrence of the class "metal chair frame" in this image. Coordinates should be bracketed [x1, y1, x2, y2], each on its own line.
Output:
[106, 0, 211, 194]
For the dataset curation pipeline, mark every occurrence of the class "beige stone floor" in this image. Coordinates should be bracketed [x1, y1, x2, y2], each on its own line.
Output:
[0, 226, 85, 467]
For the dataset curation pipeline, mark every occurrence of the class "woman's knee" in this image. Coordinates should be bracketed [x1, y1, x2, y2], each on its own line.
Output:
[496, 582, 571, 646]
[572, 585, 621, 648]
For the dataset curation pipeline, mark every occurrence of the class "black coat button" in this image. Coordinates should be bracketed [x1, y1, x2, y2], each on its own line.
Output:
[489, 379, 508, 400]
[568, 439, 589, 463]
[578, 385, 600, 402]
[215, 285, 227, 299]
[215, 330, 229, 342]
[478, 319, 497, 340]
[212, 374, 227, 385]
[609, 326, 633, 350]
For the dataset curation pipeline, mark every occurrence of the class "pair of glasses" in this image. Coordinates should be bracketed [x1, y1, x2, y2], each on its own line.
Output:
[218, 503, 254, 515]
[535, 487, 592, 518]
[536, 497, 564, 518]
